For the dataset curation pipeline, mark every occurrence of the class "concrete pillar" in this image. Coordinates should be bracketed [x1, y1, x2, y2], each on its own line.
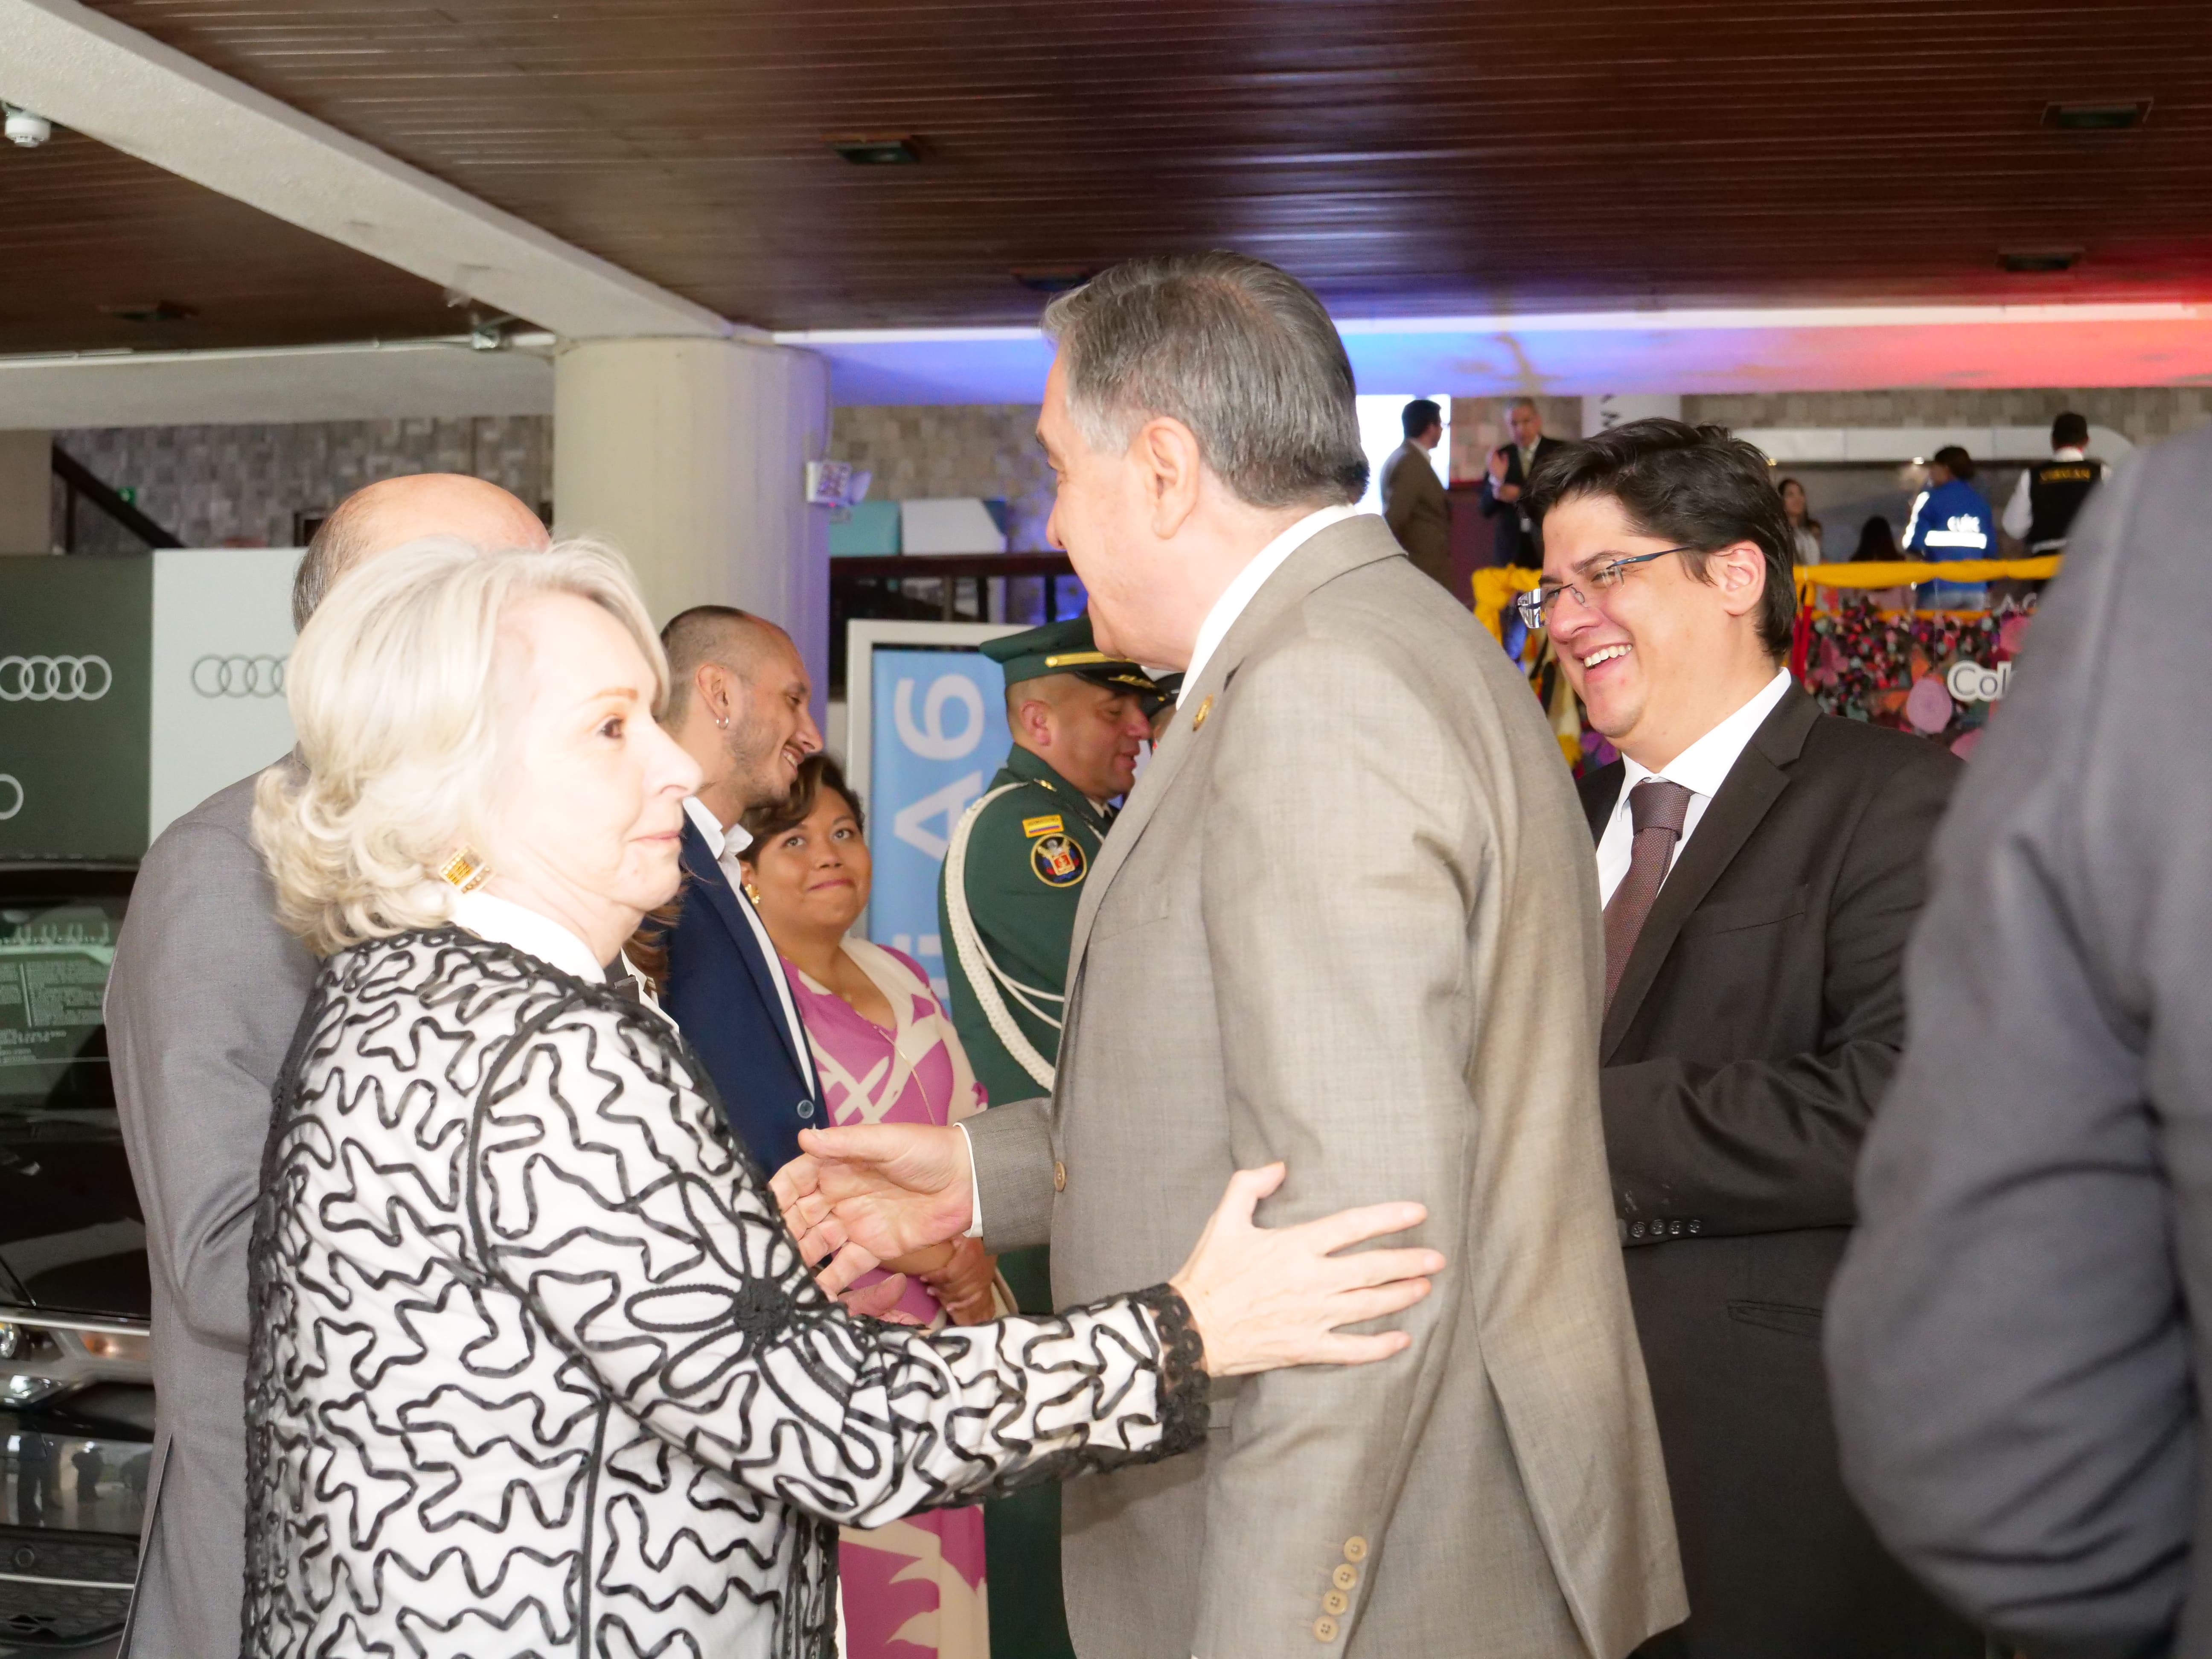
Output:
[553, 338, 832, 714]
[0, 431, 52, 554]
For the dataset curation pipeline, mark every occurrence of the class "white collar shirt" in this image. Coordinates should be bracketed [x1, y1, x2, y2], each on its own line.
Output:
[1178, 504, 1365, 705]
[682, 795, 817, 1087]
[1595, 667, 1794, 908]
[449, 889, 666, 1018]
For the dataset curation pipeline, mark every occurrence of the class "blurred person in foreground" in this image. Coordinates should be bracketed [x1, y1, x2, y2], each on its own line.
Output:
[739, 752, 999, 1659]
[1381, 396, 1454, 591]
[638, 605, 827, 1174]
[1828, 425, 2212, 1656]
[238, 536, 1440, 1657]
[1901, 445, 1996, 610]
[778, 251, 1684, 1659]
[1526, 420, 1973, 1659]
[104, 472, 548, 1659]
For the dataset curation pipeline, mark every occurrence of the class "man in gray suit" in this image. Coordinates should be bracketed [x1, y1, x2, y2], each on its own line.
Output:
[106, 474, 550, 1657]
[1826, 423, 2212, 1657]
[1380, 396, 1453, 592]
[777, 252, 1684, 1659]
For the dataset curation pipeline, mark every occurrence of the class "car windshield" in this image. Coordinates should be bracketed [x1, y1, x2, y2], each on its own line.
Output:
[0, 882, 146, 1318]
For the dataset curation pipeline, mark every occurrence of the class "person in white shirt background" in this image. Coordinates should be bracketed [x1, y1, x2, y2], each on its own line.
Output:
[2000, 410, 2108, 555]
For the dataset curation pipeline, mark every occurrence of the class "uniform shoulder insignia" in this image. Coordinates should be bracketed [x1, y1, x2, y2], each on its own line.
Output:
[1021, 813, 1065, 838]
[1030, 831, 1087, 887]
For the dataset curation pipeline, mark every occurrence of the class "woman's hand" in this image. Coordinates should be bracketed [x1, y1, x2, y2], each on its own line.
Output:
[916, 1237, 999, 1326]
[1168, 1164, 1441, 1377]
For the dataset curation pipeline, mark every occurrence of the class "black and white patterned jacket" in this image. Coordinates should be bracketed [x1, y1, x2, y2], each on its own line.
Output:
[242, 929, 1205, 1658]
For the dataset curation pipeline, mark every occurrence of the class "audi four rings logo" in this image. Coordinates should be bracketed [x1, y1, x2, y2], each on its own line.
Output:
[0, 775, 20, 821]
[0, 655, 111, 702]
[192, 655, 287, 699]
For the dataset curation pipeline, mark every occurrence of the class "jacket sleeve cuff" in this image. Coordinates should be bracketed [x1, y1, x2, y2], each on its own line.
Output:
[962, 1097, 1056, 1253]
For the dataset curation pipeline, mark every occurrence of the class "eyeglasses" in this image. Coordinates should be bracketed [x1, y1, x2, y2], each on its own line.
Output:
[1515, 548, 1690, 632]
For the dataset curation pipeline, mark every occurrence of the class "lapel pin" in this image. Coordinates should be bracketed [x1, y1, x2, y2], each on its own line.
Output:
[1192, 694, 1213, 731]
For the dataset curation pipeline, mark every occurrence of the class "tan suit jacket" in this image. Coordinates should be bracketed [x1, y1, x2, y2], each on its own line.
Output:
[965, 515, 1685, 1658]
[1380, 438, 1453, 589]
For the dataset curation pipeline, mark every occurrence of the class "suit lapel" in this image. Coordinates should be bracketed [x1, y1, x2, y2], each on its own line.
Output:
[1065, 515, 1406, 987]
[1580, 762, 1624, 843]
[684, 818, 810, 1078]
[1599, 686, 1819, 1063]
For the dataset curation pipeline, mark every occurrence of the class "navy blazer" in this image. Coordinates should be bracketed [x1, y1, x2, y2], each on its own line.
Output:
[659, 815, 821, 1175]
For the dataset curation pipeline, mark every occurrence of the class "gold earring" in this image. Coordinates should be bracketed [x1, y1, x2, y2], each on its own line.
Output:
[437, 849, 491, 893]
[742, 879, 763, 905]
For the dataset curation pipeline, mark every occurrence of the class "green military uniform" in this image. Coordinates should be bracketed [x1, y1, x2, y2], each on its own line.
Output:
[935, 619, 1162, 1659]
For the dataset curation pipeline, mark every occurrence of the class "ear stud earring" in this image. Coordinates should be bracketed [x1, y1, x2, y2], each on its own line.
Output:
[437, 850, 491, 893]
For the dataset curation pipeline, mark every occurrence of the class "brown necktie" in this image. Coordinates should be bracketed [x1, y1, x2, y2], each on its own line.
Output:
[1604, 779, 1694, 1007]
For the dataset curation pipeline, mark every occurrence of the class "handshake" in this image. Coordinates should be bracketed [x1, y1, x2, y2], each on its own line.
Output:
[772, 1123, 1444, 1377]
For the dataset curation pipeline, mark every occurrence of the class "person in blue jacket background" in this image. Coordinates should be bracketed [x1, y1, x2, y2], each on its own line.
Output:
[1901, 445, 1997, 610]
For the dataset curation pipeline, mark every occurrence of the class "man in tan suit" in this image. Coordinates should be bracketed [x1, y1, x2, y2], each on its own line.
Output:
[1381, 396, 1455, 591]
[776, 252, 1684, 1659]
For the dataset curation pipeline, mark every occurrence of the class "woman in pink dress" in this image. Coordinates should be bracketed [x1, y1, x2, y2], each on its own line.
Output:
[742, 754, 999, 1659]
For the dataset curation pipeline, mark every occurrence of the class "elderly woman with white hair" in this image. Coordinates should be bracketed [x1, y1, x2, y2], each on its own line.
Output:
[239, 536, 1440, 1658]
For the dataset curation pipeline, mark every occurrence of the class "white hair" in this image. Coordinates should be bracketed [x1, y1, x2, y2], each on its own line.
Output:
[253, 535, 667, 956]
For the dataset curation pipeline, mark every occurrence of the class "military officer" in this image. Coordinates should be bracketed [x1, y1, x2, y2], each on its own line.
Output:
[935, 616, 1160, 1659]
[938, 616, 1161, 1109]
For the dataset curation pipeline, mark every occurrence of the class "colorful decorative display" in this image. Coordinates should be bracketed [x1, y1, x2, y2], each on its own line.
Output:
[1798, 601, 2035, 758]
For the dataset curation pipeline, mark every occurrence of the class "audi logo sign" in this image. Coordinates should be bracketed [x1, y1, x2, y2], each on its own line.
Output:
[191, 655, 287, 699]
[0, 775, 19, 821]
[0, 655, 112, 702]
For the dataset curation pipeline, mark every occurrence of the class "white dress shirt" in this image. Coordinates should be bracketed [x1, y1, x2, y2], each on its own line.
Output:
[683, 794, 818, 1087]
[1179, 504, 1366, 704]
[1595, 668, 1794, 907]
[2001, 445, 2096, 541]
[450, 889, 669, 1019]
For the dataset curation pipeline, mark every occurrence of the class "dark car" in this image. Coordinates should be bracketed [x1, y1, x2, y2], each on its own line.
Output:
[0, 864, 149, 1650]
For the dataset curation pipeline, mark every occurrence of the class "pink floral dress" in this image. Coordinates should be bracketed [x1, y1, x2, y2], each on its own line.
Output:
[783, 939, 993, 1659]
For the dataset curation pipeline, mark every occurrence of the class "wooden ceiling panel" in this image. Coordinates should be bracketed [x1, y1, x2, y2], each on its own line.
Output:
[0, 129, 466, 354]
[20, 0, 2212, 342]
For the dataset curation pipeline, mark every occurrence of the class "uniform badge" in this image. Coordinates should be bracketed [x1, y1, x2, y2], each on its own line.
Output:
[1031, 832, 1086, 887]
[1022, 814, 1065, 838]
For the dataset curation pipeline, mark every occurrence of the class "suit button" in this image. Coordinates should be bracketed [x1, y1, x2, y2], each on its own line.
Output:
[1668, 1220, 1682, 1237]
[1323, 1590, 1349, 1615]
[1686, 1219, 1702, 1235]
[1053, 1161, 1067, 1193]
[796, 1100, 815, 1120]
[1343, 1536, 1368, 1563]
[1331, 1563, 1358, 1591]
[1629, 1221, 1647, 1239]
[1313, 1616, 1339, 1643]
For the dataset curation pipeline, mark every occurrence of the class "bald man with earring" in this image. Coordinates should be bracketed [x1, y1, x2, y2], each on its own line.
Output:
[107, 474, 550, 1659]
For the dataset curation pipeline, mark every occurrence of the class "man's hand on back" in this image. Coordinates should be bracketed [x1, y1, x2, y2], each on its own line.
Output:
[771, 1123, 975, 1295]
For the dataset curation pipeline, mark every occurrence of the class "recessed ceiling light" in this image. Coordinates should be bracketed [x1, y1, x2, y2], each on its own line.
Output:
[99, 300, 195, 323]
[827, 135, 920, 166]
[1998, 248, 2083, 274]
[1012, 267, 1097, 294]
[2044, 99, 2151, 131]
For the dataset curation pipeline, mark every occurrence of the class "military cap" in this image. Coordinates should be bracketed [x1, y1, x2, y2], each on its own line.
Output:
[984, 616, 1164, 703]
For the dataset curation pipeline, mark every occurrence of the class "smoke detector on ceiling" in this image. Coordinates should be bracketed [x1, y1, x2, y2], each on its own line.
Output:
[3, 106, 52, 148]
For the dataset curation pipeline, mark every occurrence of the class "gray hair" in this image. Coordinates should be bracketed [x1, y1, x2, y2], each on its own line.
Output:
[1040, 252, 1368, 508]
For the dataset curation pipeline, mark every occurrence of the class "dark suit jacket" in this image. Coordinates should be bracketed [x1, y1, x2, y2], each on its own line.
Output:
[1827, 428, 2212, 1658]
[1477, 434, 1565, 565]
[1580, 685, 1976, 1659]
[658, 815, 821, 1175]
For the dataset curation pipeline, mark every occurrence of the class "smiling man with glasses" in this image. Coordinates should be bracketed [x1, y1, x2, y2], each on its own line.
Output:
[1522, 419, 1976, 1659]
